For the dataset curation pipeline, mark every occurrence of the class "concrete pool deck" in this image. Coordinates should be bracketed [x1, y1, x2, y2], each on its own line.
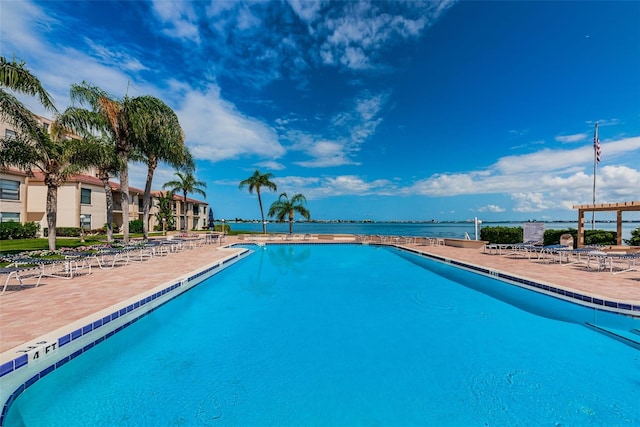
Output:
[1, 236, 639, 355]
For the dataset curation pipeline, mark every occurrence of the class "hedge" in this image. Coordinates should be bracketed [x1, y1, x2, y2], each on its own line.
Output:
[0, 221, 40, 240]
[481, 226, 618, 247]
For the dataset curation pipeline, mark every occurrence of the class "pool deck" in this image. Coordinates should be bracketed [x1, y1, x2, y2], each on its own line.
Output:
[1, 236, 639, 355]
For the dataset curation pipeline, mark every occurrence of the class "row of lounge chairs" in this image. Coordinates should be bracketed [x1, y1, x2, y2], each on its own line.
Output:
[483, 241, 640, 275]
[0, 233, 226, 295]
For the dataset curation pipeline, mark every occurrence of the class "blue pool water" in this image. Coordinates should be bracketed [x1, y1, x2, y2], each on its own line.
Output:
[5, 244, 640, 426]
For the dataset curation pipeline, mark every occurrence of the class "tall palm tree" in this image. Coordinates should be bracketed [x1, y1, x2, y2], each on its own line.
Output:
[0, 57, 91, 251]
[57, 83, 124, 242]
[1, 120, 96, 250]
[61, 81, 177, 243]
[78, 135, 122, 242]
[128, 96, 191, 240]
[268, 193, 311, 235]
[239, 170, 277, 234]
[162, 169, 207, 232]
[0, 56, 57, 114]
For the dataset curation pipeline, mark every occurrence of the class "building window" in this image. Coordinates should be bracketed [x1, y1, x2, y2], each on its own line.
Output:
[4, 129, 16, 138]
[193, 205, 199, 215]
[0, 179, 20, 200]
[81, 188, 91, 204]
[0, 212, 20, 222]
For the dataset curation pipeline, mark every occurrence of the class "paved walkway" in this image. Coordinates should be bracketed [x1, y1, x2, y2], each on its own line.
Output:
[1, 237, 639, 355]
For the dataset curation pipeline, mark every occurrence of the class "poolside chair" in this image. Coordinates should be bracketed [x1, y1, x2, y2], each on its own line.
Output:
[1, 263, 45, 295]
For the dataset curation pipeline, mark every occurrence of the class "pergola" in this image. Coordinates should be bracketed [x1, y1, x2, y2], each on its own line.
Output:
[572, 201, 640, 247]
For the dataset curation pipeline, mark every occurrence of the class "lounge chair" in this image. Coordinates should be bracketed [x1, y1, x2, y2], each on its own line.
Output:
[1, 263, 44, 295]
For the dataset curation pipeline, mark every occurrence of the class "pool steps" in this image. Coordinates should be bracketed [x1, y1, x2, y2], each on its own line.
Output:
[584, 323, 640, 350]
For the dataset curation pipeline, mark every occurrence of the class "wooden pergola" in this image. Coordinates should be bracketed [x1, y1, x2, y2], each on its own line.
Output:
[573, 201, 640, 247]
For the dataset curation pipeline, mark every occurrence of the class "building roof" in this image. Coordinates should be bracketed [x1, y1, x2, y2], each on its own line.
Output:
[151, 190, 207, 205]
[2, 168, 206, 205]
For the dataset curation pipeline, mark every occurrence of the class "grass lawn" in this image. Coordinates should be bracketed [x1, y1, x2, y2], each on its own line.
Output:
[0, 237, 106, 254]
[0, 229, 254, 255]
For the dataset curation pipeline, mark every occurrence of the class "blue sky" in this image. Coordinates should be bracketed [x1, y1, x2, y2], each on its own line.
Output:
[2, 0, 639, 222]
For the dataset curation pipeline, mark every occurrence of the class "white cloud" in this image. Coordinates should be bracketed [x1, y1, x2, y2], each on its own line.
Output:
[478, 204, 506, 213]
[555, 133, 588, 143]
[174, 84, 286, 163]
[256, 160, 286, 171]
[150, 0, 200, 43]
[405, 137, 640, 212]
[287, 0, 323, 23]
[494, 136, 640, 174]
[511, 193, 550, 213]
[274, 174, 395, 199]
[287, 91, 387, 167]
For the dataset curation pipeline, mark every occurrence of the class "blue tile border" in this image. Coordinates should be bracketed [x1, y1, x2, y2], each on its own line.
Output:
[397, 245, 640, 317]
[0, 249, 250, 426]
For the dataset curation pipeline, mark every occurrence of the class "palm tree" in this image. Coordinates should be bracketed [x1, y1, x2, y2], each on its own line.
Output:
[267, 193, 311, 235]
[60, 81, 178, 243]
[0, 56, 56, 114]
[162, 169, 207, 232]
[56, 83, 125, 242]
[0, 57, 92, 251]
[79, 135, 122, 242]
[239, 170, 277, 234]
[154, 191, 176, 233]
[1, 119, 96, 250]
[128, 96, 191, 240]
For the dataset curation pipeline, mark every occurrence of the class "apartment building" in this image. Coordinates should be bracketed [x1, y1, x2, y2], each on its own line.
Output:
[0, 115, 209, 233]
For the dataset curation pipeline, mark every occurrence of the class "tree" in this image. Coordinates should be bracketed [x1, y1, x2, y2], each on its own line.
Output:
[80, 135, 122, 242]
[1, 118, 96, 250]
[239, 170, 277, 234]
[59, 81, 178, 243]
[128, 96, 191, 240]
[0, 56, 56, 114]
[624, 227, 640, 246]
[0, 57, 92, 250]
[154, 191, 176, 233]
[162, 169, 207, 232]
[57, 82, 128, 243]
[267, 192, 311, 235]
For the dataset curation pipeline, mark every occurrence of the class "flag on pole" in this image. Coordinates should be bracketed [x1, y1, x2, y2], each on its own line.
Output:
[594, 122, 601, 163]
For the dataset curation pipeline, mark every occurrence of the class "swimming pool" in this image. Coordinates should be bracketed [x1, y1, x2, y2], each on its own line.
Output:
[3, 243, 640, 425]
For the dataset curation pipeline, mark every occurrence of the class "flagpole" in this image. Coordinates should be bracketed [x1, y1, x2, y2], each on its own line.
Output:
[591, 122, 599, 230]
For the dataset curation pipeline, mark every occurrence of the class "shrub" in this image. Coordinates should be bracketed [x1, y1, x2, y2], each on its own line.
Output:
[0, 221, 40, 240]
[584, 229, 616, 246]
[543, 228, 616, 247]
[480, 226, 523, 244]
[102, 223, 120, 234]
[21, 222, 40, 239]
[129, 219, 144, 234]
[624, 227, 640, 246]
[211, 224, 230, 233]
[543, 228, 577, 247]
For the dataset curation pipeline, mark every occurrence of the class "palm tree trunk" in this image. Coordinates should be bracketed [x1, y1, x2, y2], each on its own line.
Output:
[142, 161, 156, 241]
[183, 190, 188, 232]
[46, 184, 57, 251]
[288, 210, 294, 234]
[258, 191, 266, 234]
[101, 177, 114, 243]
[119, 160, 130, 244]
